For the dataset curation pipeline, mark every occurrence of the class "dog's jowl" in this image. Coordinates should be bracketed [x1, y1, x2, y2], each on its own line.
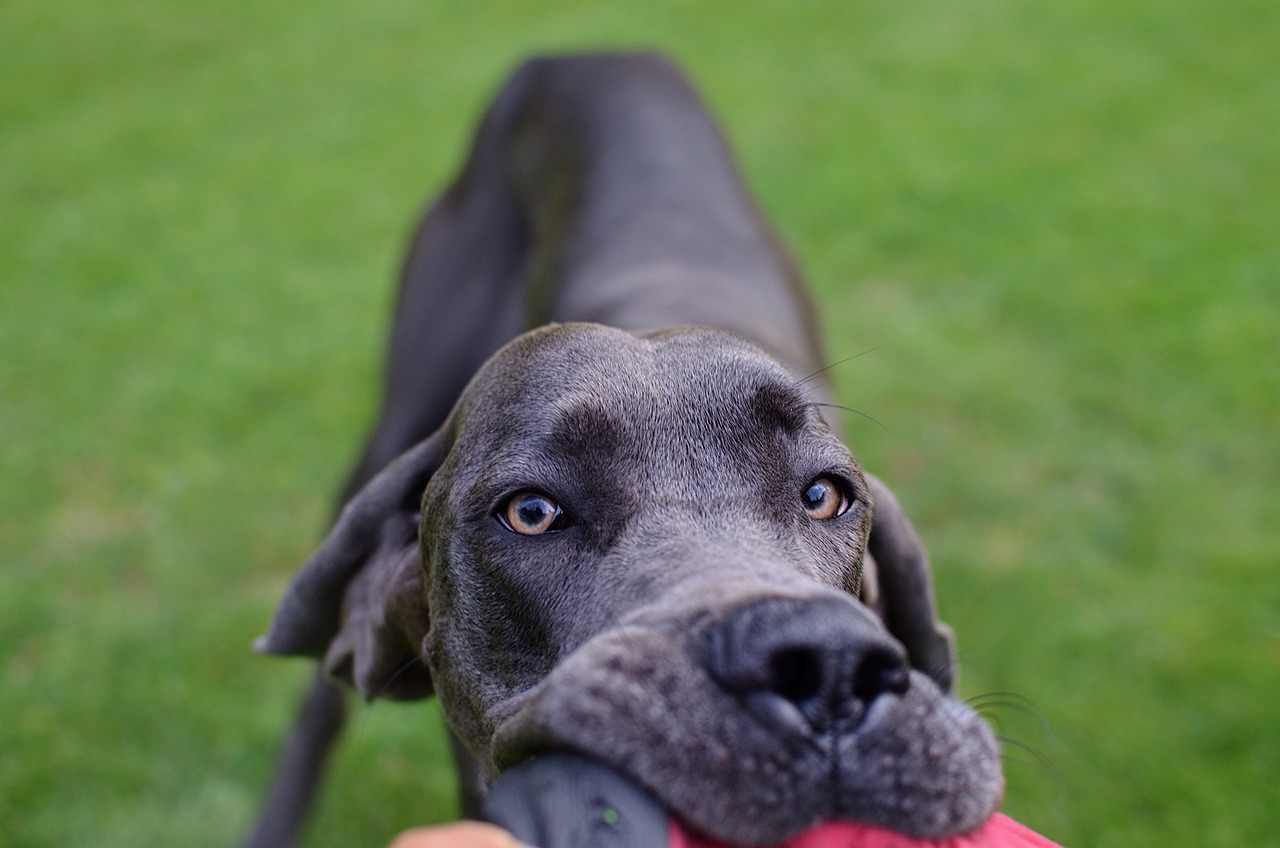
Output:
[246, 52, 1003, 848]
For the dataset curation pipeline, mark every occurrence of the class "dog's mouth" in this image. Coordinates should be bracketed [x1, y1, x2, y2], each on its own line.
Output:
[483, 615, 1005, 846]
[485, 750, 1042, 848]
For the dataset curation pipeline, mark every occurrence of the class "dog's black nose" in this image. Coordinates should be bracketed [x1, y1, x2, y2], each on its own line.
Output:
[706, 596, 909, 735]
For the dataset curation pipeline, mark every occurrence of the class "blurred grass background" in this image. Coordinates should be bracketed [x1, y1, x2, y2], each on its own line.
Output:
[2, 0, 1276, 845]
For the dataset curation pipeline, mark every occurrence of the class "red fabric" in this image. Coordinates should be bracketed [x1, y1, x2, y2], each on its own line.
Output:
[667, 813, 1062, 848]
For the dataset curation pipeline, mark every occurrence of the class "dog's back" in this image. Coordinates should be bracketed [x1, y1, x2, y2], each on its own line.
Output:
[345, 53, 825, 498]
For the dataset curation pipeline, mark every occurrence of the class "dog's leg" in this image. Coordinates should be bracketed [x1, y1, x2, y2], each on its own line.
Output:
[447, 729, 488, 818]
[503, 53, 826, 379]
[243, 672, 347, 848]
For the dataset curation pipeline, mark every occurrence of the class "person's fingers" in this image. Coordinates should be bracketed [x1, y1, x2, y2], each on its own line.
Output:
[387, 821, 532, 848]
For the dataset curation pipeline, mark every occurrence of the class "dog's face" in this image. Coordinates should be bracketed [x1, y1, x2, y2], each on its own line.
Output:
[260, 323, 1003, 844]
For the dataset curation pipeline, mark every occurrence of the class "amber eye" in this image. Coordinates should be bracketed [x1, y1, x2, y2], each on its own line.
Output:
[500, 492, 566, 535]
[802, 477, 850, 520]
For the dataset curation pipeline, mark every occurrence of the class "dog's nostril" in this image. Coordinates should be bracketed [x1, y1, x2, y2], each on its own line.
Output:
[853, 648, 911, 702]
[769, 648, 823, 704]
[708, 598, 913, 737]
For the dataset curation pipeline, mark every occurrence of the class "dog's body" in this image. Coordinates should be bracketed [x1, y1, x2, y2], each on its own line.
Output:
[248, 53, 1002, 847]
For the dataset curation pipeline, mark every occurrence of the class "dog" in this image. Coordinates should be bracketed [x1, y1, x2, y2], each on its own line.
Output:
[246, 52, 1003, 848]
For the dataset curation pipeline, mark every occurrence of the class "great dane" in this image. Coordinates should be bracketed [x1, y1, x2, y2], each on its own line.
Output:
[247, 52, 1003, 847]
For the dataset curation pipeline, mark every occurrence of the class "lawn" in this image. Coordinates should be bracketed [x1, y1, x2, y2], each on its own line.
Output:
[2, 0, 1276, 846]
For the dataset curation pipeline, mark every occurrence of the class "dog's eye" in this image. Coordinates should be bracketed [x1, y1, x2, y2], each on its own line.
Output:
[500, 492, 567, 535]
[802, 476, 850, 520]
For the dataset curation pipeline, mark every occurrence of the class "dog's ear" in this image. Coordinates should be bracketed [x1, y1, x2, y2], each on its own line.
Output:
[255, 432, 446, 700]
[864, 473, 959, 693]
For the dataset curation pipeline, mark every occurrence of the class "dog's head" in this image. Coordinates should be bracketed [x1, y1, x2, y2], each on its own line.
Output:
[258, 323, 1003, 844]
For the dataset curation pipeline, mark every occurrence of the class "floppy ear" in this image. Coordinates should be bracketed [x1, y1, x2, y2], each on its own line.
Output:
[864, 473, 959, 694]
[255, 431, 446, 700]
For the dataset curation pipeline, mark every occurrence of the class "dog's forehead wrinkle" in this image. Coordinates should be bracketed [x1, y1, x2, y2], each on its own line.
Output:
[457, 332, 838, 509]
[542, 396, 627, 463]
[479, 321, 804, 405]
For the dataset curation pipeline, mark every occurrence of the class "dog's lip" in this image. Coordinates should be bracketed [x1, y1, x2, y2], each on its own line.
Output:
[483, 622, 1004, 844]
[490, 732, 563, 773]
[489, 695, 575, 773]
[489, 691, 1004, 846]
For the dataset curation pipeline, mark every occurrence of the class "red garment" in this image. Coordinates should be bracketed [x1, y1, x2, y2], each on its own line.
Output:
[668, 813, 1062, 848]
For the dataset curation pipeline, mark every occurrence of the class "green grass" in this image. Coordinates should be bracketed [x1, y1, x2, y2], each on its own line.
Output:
[2, 0, 1276, 846]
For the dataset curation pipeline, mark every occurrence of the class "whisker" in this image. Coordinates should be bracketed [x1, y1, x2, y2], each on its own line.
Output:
[968, 690, 1041, 708]
[350, 655, 430, 737]
[377, 656, 429, 699]
[807, 401, 887, 431]
[996, 735, 1066, 801]
[976, 708, 1007, 737]
[798, 347, 883, 386]
[968, 691, 1055, 745]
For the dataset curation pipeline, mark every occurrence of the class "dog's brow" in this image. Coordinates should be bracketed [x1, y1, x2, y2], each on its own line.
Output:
[547, 402, 624, 457]
[749, 381, 809, 434]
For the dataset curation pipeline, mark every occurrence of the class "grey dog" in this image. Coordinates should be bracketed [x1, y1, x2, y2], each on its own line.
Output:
[247, 52, 1003, 847]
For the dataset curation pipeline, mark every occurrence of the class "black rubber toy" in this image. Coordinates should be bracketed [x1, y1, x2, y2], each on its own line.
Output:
[483, 752, 670, 848]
